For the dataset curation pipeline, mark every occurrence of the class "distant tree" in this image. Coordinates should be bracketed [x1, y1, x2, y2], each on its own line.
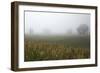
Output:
[43, 29, 51, 35]
[67, 29, 73, 35]
[77, 24, 89, 35]
[29, 28, 34, 36]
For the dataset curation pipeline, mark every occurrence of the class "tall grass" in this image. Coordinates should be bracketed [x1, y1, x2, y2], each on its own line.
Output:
[24, 35, 90, 61]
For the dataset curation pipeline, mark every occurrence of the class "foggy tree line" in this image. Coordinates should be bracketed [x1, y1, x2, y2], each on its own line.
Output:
[65, 24, 89, 36]
[28, 24, 90, 36]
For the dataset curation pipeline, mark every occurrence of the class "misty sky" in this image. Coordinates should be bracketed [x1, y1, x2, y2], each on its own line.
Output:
[25, 11, 90, 35]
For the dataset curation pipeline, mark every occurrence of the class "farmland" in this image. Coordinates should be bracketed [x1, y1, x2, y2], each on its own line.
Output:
[24, 35, 90, 61]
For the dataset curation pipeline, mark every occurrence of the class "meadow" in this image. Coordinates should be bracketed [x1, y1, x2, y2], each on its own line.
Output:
[24, 35, 90, 61]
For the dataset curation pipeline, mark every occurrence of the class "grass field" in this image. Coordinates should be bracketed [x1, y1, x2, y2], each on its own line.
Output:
[24, 35, 90, 61]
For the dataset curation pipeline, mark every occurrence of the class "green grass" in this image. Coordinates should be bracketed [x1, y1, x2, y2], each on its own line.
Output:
[24, 35, 90, 61]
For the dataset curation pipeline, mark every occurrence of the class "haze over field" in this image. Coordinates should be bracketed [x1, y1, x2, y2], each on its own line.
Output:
[25, 11, 90, 36]
[24, 11, 90, 61]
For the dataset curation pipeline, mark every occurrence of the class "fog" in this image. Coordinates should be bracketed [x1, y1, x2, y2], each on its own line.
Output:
[25, 11, 90, 35]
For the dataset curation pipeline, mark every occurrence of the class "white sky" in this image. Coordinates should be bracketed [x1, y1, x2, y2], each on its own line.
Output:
[25, 11, 90, 35]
